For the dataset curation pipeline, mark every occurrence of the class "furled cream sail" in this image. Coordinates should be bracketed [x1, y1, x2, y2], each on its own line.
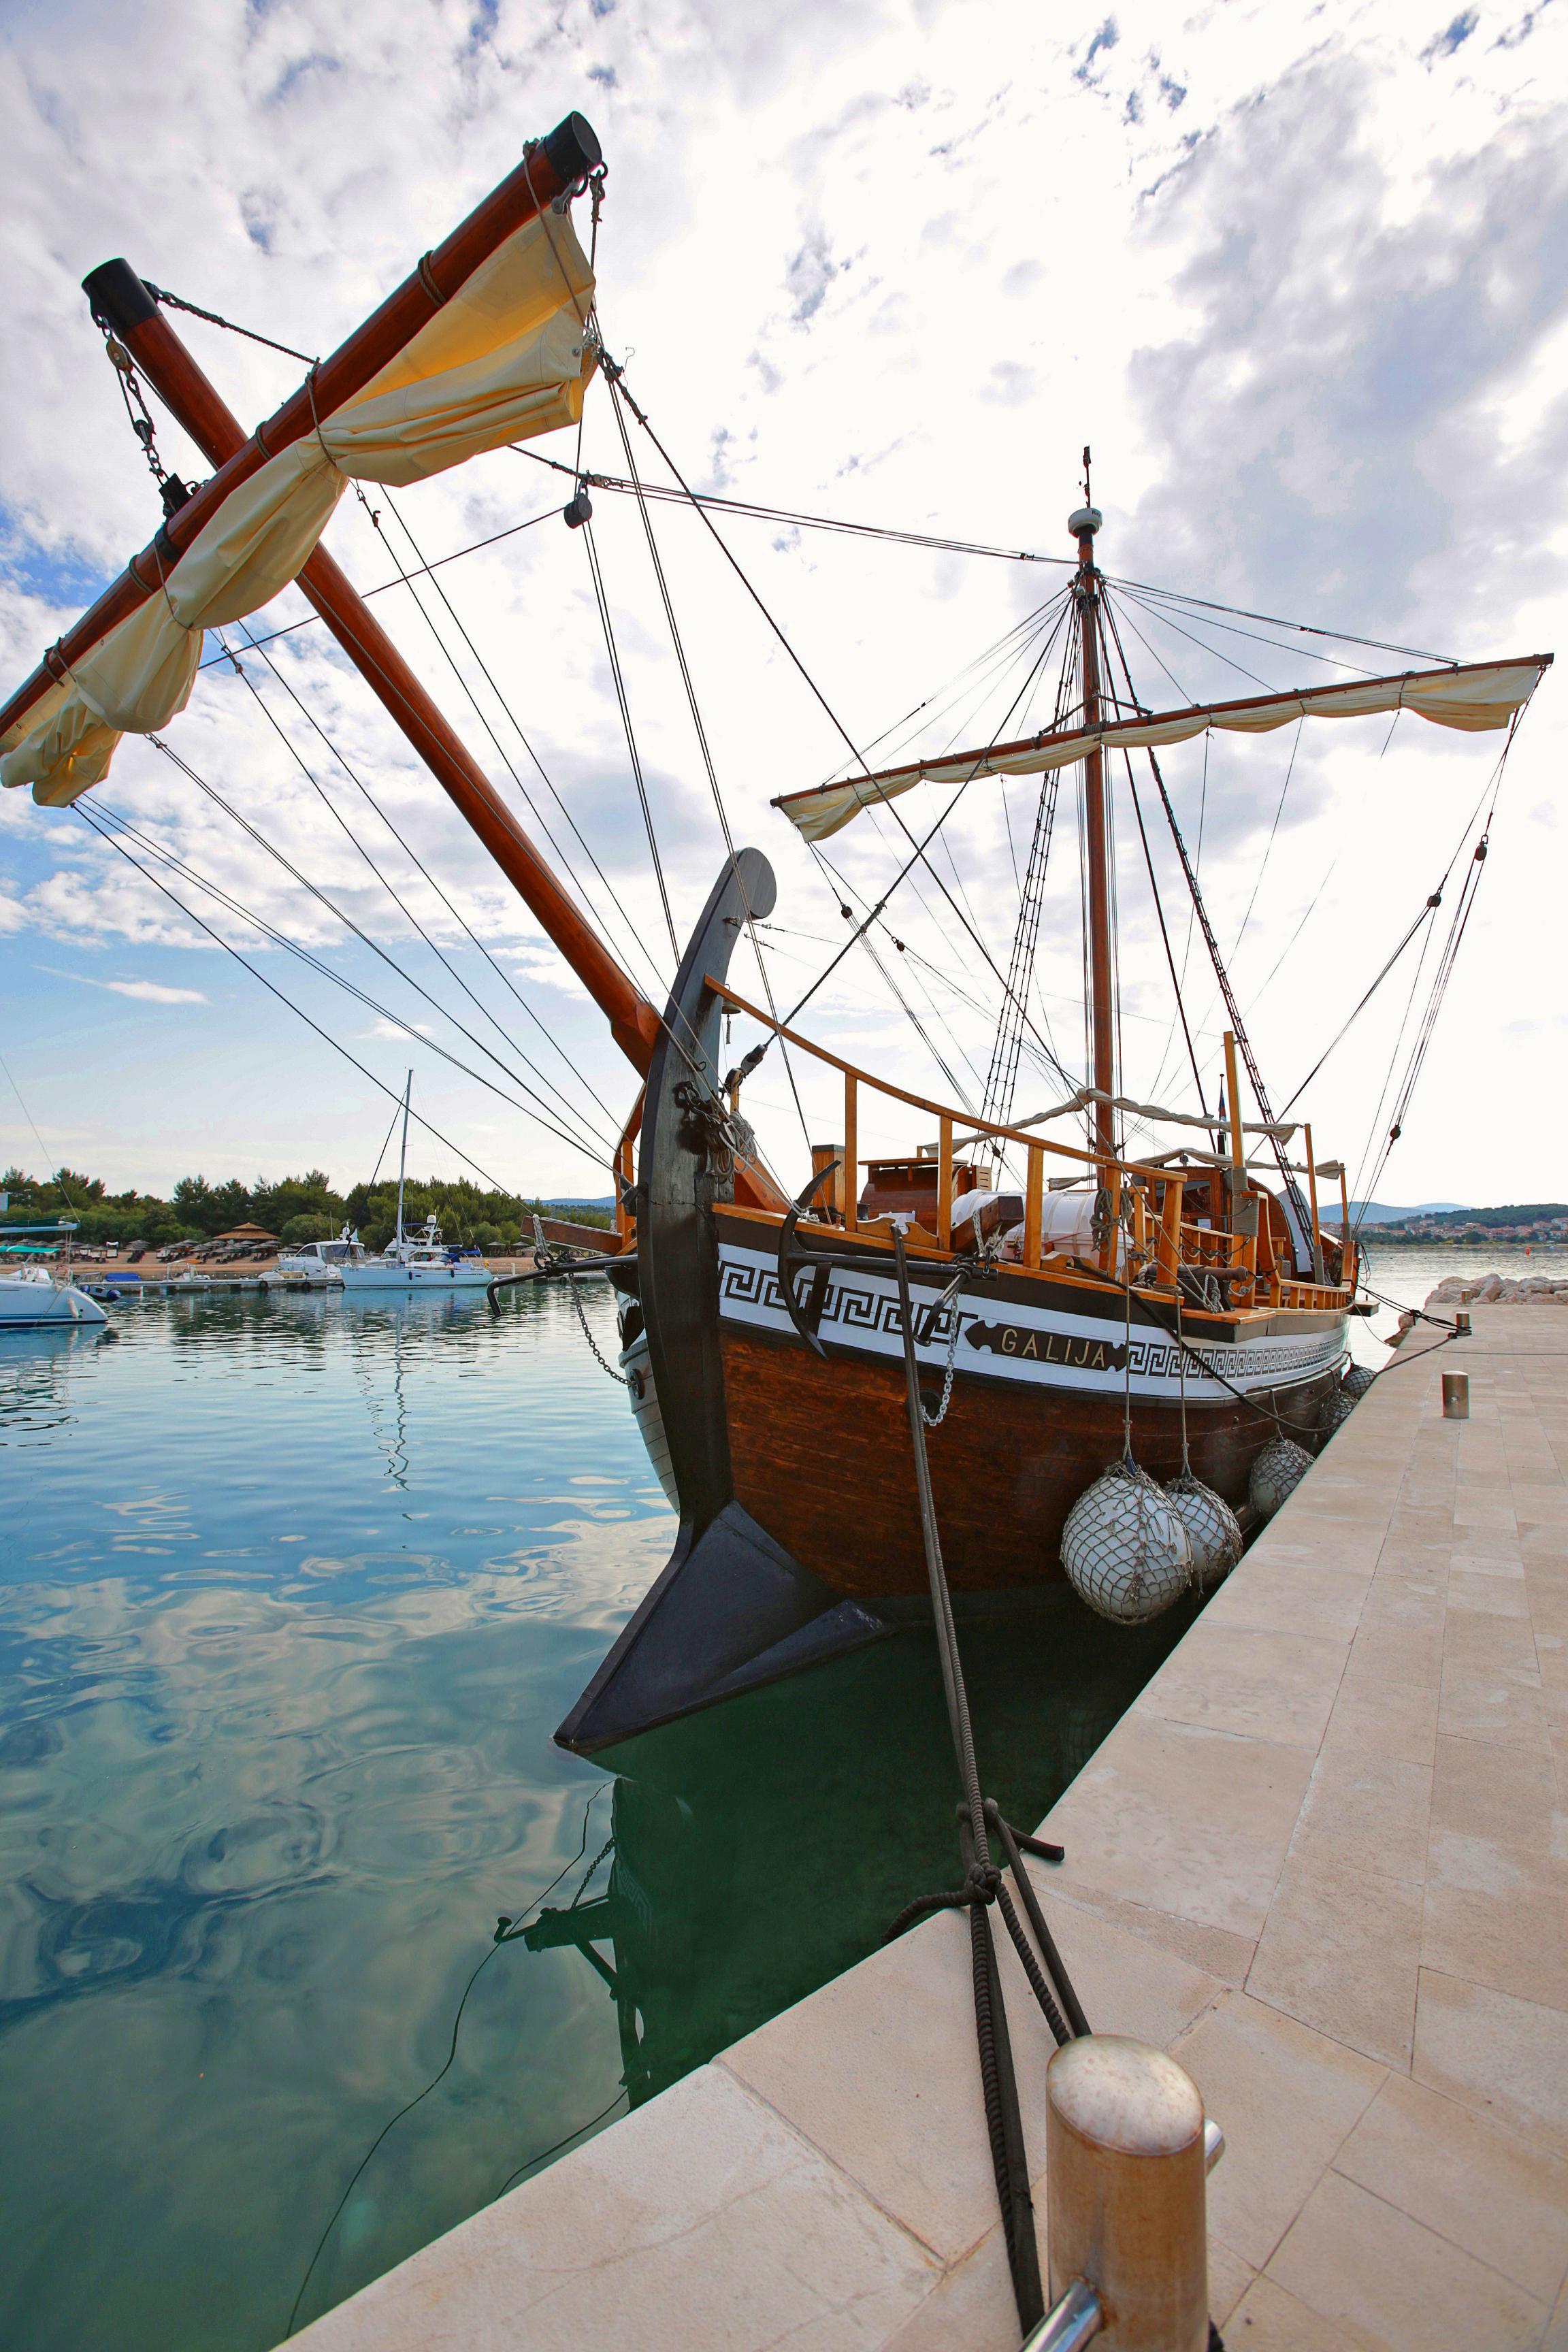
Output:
[1, 211, 595, 808]
[772, 655, 1552, 844]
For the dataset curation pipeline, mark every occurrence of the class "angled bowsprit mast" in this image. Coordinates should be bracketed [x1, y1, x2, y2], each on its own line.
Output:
[0, 112, 663, 1077]
[67, 235, 662, 1074]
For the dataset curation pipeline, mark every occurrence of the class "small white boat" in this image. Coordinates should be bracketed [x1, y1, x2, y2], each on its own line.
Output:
[0, 1265, 108, 1328]
[338, 1074, 494, 1292]
[265, 1226, 370, 1288]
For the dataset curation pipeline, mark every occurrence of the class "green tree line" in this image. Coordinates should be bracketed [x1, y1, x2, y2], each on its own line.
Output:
[0, 1166, 611, 1253]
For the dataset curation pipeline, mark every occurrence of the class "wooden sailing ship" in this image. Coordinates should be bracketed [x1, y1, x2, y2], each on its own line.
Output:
[1, 112, 1550, 1752]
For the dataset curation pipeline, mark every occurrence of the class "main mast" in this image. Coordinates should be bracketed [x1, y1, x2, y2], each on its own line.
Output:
[1070, 451, 1115, 1164]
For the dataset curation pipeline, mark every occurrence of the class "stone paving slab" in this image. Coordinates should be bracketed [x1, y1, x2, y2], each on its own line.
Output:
[289, 1311, 1568, 2352]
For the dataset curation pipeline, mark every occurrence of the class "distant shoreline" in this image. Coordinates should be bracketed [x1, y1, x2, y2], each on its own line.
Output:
[1337, 1237, 1565, 1250]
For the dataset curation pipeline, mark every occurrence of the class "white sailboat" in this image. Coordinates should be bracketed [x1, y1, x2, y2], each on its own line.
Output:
[339, 1073, 493, 1293]
[0, 1232, 108, 1326]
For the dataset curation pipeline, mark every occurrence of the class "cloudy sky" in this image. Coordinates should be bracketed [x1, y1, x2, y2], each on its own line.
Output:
[1, 0, 1563, 1212]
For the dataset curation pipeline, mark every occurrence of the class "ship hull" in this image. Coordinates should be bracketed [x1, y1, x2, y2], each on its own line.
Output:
[711, 1218, 1341, 1598]
[556, 847, 1350, 1755]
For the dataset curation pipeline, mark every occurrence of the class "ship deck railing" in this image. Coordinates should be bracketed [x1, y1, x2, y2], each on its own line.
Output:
[699, 978, 1356, 1316]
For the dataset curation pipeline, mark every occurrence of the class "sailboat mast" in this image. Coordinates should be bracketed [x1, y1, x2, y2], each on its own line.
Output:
[1071, 451, 1115, 1162]
[395, 1071, 412, 1247]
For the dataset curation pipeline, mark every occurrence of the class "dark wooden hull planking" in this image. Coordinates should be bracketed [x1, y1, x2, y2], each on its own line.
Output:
[719, 1321, 1335, 1599]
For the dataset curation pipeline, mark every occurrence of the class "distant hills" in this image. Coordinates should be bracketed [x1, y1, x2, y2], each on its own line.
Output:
[1346, 1201, 1470, 1223]
[1343, 1202, 1568, 1244]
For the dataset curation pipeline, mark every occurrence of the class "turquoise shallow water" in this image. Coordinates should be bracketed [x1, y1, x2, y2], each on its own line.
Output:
[0, 1288, 1202, 2351]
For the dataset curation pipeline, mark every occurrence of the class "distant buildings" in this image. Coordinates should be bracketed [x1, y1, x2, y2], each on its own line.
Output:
[1340, 1204, 1568, 1244]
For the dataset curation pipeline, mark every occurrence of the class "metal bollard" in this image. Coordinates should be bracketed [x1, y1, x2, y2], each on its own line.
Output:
[1040, 2036, 1210, 2351]
[1454, 1311, 1471, 1337]
[1442, 1371, 1470, 1420]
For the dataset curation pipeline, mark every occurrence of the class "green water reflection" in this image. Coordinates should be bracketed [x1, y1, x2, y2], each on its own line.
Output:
[0, 1292, 1195, 2351]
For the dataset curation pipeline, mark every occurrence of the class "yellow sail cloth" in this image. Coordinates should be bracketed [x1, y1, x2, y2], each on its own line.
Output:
[773, 656, 1552, 844]
[3, 210, 594, 807]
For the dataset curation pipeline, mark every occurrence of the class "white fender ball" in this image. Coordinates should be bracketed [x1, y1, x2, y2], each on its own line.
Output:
[1062, 1461, 1194, 1624]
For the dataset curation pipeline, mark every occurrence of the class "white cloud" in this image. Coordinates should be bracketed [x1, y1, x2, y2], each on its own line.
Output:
[37, 962, 208, 1003]
[100, 978, 209, 1004]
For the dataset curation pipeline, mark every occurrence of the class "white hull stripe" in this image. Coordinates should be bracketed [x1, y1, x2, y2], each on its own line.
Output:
[717, 1244, 1343, 1401]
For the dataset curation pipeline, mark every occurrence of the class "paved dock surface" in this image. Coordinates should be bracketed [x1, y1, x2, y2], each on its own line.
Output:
[291, 1308, 1568, 2351]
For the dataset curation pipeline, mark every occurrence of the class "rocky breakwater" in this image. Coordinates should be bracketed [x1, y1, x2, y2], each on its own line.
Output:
[1390, 1267, 1568, 1341]
[1426, 1269, 1568, 1307]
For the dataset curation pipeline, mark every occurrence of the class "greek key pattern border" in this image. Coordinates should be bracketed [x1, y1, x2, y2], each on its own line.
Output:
[717, 1255, 1341, 1386]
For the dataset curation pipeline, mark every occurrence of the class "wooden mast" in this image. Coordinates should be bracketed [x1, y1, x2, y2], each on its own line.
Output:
[74, 250, 662, 1077]
[1071, 451, 1115, 1168]
[0, 120, 599, 749]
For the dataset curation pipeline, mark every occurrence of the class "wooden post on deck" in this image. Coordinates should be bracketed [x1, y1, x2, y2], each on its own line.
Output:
[1024, 1145, 1043, 1269]
[938, 1115, 953, 1249]
[1303, 1124, 1325, 1289]
[1222, 1030, 1258, 1294]
[844, 1074, 858, 1234]
[1158, 1175, 1182, 1290]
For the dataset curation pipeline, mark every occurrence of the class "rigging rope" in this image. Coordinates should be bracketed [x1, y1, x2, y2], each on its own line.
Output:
[228, 621, 623, 1140]
[578, 514, 681, 959]
[216, 635, 620, 1160]
[359, 484, 671, 1003]
[195, 510, 561, 670]
[89, 783, 612, 1171]
[602, 369, 815, 1158]
[77, 802, 552, 1187]
[144, 280, 320, 366]
[150, 730, 616, 1165]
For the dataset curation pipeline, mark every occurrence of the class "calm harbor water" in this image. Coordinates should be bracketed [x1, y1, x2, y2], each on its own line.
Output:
[1, 1283, 1209, 2352]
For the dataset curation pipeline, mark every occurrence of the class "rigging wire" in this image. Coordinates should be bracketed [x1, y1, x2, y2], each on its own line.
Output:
[1113, 583, 1278, 693]
[358, 484, 671, 1003]
[602, 370, 815, 1155]
[227, 622, 623, 1139]
[88, 789, 612, 1170]
[215, 636, 621, 1158]
[1105, 575, 1457, 669]
[509, 442, 1076, 570]
[1122, 752, 1214, 1137]
[76, 802, 568, 1185]
[578, 514, 681, 959]
[1281, 736, 1522, 1119]
[1228, 719, 1303, 964]
[1350, 718, 1522, 1224]
[195, 509, 561, 670]
[149, 732, 616, 1164]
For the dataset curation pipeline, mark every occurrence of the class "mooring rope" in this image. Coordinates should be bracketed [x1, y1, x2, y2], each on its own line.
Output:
[880, 1221, 1093, 2338]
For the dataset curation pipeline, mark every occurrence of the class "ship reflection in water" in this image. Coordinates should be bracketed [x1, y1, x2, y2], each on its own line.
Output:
[525, 1591, 1198, 2107]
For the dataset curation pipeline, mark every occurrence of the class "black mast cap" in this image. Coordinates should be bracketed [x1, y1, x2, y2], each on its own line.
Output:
[540, 112, 602, 185]
[82, 259, 159, 337]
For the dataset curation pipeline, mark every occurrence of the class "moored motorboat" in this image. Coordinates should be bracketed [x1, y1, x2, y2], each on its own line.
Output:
[264, 1225, 370, 1288]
